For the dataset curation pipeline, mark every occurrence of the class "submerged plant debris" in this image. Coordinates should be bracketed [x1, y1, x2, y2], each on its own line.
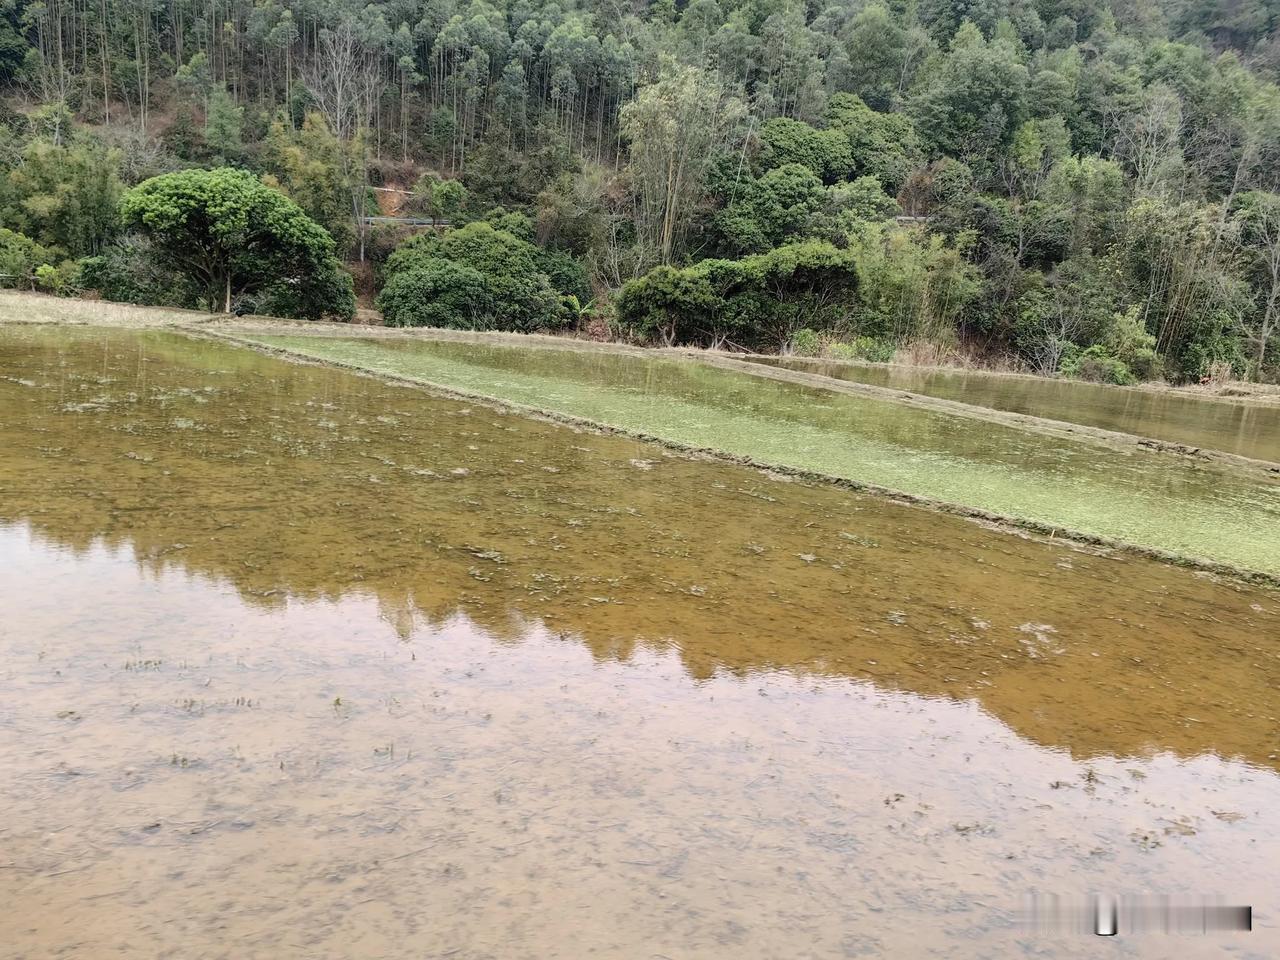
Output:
[1, 327, 1277, 959]
[243, 332, 1280, 576]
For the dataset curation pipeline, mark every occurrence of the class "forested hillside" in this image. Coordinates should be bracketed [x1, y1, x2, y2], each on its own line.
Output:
[3, 0, 1280, 380]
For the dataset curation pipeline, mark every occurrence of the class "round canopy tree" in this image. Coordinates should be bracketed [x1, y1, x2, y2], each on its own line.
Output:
[378, 258, 493, 329]
[119, 167, 354, 319]
[378, 222, 565, 331]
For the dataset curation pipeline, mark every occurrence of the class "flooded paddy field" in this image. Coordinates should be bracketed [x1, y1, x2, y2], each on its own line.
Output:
[240, 333, 1280, 577]
[750, 355, 1280, 465]
[1, 325, 1278, 958]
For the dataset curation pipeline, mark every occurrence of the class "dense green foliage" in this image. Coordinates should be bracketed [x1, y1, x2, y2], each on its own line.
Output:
[0, 135, 121, 256]
[617, 241, 859, 349]
[0, 226, 56, 287]
[3, 0, 1280, 376]
[77, 236, 201, 306]
[119, 168, 354, 317]
[378, 221, 569, 329]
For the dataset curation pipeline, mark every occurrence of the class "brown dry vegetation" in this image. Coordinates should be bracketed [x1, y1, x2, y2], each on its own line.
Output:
[0, 290, 214, 327]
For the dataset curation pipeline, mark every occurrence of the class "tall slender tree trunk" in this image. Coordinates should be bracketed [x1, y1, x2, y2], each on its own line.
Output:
[99, 0, 109, 122]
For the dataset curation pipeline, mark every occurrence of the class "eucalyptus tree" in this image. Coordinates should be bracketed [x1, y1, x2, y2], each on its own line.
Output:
[5, 0, 1280, 378]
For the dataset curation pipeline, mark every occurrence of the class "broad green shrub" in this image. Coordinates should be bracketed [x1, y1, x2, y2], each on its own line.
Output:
[378, 258, 493, 329]
[1181, 339, 1245, 382]
[827, 335, 895, 362]
[534, 246, 591, 305]
[413, 174, 472, 222]
[617, 240, 857, 349]
[33, 261, 78, 295]
[791, 328, 821, 356]
[256, 263, 356, 321]
[379, 222, 577, 332]
[482, 207, 536, 242]
[758, 117, 853, 183]
[77, 236, 201, 307]
[33, 263, 58, 292]
[1105, 307, 1162, 381]
[0, 227, 57, 288]
[615, 263, 721, 346]
[1060, 344, 1135, 385]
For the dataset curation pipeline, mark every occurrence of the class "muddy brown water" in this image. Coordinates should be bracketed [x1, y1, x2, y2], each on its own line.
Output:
[1, 327, 1277, 958]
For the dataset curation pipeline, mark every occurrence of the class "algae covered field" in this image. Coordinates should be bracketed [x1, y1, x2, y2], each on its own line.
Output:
[1, 325, 1276, 958]
[244, 332, 1280, 578]
[753, 354, 1280, 465]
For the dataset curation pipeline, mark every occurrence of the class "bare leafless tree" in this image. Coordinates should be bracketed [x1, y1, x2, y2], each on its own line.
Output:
[1111, 84, 1185, 198]
[304, 20, 382, 260]
[1233, 193, 1280, 372]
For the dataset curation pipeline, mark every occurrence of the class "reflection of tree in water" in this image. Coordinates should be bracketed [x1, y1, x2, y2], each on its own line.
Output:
[2, 326, 1278, 770]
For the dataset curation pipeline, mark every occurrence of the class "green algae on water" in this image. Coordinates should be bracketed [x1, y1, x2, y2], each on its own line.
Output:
[751, 355, 1280, 464]
[243, 333, 1280, 577]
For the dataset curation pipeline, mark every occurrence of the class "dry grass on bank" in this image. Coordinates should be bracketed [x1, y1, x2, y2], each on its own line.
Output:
[0, 290, 214, 327]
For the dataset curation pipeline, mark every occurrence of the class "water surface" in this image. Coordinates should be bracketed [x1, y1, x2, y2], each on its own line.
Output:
[248, 334, 1280, 575]
[2, 327, 1276, 958]
[752, 356, 1280, 464]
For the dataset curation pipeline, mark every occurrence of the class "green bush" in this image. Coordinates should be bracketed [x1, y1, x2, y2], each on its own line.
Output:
[379, 222, 572, 332]
[615, 263, 722, 346]
[77, 237, 202, 308]
[413, 174, 471, 222]
[33, 263, 58, 292]
[377, 258, 493, 329]
[482, 207, 536, 242]
[0, 227, 57, 288]
[828, 335, 896, 362]
[1105, 307, 1162, 381]
[714, 163, 828, 254]
[758, 117, 853, 182]
[1180, 337, 1246, 382]
[1060, 344, 1135, 385]
[617, 240, 857, 350]
[791, 328, 821, 356]
[256, 266, 356, 322]
[33, 260, 78, 295]
[534, 246, 591, 304]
